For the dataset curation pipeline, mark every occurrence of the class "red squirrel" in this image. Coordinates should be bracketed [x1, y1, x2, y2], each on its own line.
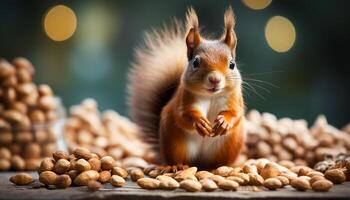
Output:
[128, 7, 245, 169]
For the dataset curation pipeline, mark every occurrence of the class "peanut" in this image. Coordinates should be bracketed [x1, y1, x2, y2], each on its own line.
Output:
[260, 163, 280, 179]
[74, 170, 99, 186]
[55, 174, 72, 188]
[53, 159, 70, 174]
[213, 166, 233, 177]
[218, 179, 239, 191]
[74, 159, 91, 172]
[110, 175, 125, 187]
[53, 151, 69, 161]
[199, 178, 218, 191]
[156, 175, 179, 190]
[87, 180, 102, 191]
[312, 179, 333, 192]
[39, 171, 57, 185]
[10, 173, 34, 185]
[88, 158, 101, 171]
[291, 177, 311, 191]
[248, 173, 264, 186]
[195, 171, 213, 180]
[100, 156, 115, 170]
[112, 167, 128, 179]
[180, 179, 202, 192]
[73, 148, 93, 160]
[39, 158, 55, 172]
[263, 178, 282, 190]
[98, 171, 111, 183]
[130, 168, 144, 181]
[324, 169, 346, 184]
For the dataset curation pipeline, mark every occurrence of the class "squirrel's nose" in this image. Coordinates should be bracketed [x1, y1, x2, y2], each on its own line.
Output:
[208, 75, 221, 85]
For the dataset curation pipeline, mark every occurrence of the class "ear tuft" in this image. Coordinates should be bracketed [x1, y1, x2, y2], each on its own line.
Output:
[185, 7, 201, 60]
[222, 6, 237, 49]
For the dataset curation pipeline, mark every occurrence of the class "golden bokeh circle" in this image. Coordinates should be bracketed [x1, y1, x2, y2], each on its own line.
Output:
[242, 0, 272, 10]
[43, 5, 77, 42]
[265, 16, 296, 53]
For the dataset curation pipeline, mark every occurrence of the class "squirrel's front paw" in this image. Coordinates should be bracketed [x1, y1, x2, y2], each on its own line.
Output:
[212, 115, 230, 136]
[194, 117, 212, 137]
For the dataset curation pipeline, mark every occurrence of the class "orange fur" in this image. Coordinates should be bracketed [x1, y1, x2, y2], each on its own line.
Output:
[128, 6, 245, 169]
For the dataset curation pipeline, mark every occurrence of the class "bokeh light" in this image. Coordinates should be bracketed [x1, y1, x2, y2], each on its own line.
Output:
[265, 16, 296, 53]
[43, 5, 77, 41]
[242, 0, 272, 10]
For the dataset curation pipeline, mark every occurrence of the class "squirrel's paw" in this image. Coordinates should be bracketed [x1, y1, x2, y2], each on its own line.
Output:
[212, 115, 230, 136]
[194, 117, 212, 137]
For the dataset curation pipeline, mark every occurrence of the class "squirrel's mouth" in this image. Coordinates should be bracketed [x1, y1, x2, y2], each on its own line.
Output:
[206, 87, 221, 93]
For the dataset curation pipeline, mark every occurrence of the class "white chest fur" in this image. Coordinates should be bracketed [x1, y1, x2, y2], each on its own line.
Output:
[185, 95, 230, 163]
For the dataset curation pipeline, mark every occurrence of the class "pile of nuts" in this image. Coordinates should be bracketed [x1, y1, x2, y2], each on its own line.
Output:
[0, 58, 59, 171]
[137, 157, 350, 192]
[241, 110, 350, 167]
[9, 150, 350, 193]
[9, 148, 148, 190]
[63, 99, 154, 162]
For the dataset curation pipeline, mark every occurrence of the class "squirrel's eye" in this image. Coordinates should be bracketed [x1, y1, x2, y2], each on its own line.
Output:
[229, 60, 236, 70]
[192, 56, 200, 70]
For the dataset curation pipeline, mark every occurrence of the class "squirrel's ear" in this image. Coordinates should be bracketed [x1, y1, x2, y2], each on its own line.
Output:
[186, 28, 201, 59]
[186, 7, 201, 60]
[222, 6, 237, 50]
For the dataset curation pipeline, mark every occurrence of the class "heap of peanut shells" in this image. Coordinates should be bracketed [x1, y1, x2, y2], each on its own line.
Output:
[0, 58, 59, 171]
[240, 110, 350, 167]
[63, 99, 154, 162]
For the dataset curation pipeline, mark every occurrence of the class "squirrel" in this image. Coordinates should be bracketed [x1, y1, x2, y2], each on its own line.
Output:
[128, 7, 245, 169]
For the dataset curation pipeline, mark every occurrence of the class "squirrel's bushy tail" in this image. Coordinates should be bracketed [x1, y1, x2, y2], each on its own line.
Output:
[128, 8, 198, 149]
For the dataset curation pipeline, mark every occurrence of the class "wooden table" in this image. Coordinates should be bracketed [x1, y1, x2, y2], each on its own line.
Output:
[0, 172, 349, 200]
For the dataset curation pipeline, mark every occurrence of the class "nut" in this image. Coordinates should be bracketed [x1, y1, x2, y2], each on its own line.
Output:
[310, 175, 326, 185]
[0, 159, 11, 171]
[291, 178, 311, 191]
[87, 180, 102, 191]
[0, 147, 11, 160]
[9, 173, 34, 185]
[11, 155, 26, 171]
[100, 156, 115, 170]
[179, 179, 202, 192]
[218, 179, 239, 191]
[53, 151, 69, 161]
[73, 148, 93, 160]
[88, 158, 101, 171]
[53, 159, 70, 174]
[130, 168, 144, 181]
[260, 163, 280, 179]
[156, 175, 179, 190]
[39, 171, 57, 185]
[276, 176, 289, 186]
[67, 170, 79, 180]
[199, 178, 218, 191]
[195, 171, 213, 180]
[55, 174, 72, 188]
[312, 179, 333, 192]
[213, 166, 233, 177]
[74, 170, 99, 186]
[112, 167, 128, 179]
[209, 175, 226, 184]
[74, 159, 91, 172]
[226, 176, 245, 185]
[110, 175, 125, 187]
[39, 158, 55, 172]
[98, 171, 111, 183]
[248, 173, 264, 186]
[263, 178, 282, 190]
[324, 169, 346, 184]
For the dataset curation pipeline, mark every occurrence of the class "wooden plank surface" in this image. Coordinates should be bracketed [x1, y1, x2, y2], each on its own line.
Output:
[0, 172, 349, 200]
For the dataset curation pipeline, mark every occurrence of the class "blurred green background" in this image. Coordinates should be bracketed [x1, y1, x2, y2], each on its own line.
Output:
[0, 0, 349, 127]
